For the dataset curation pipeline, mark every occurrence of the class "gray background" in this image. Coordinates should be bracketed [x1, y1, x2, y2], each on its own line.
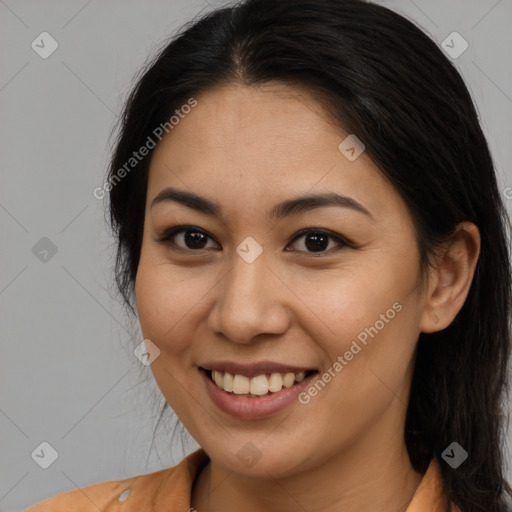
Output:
[1, 0, 511, 510]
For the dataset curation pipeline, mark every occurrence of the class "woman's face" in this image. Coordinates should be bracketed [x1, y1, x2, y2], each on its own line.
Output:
[135, 82, 429, 477]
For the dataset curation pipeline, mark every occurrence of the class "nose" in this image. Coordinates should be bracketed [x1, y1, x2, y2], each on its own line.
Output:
[207, 251, 291, 344]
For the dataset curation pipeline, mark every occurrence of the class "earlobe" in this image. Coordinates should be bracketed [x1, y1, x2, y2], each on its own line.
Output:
[420, 222, 480, 334]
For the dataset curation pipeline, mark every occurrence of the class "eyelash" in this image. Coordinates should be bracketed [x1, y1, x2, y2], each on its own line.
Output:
[156, 226, 354, 256]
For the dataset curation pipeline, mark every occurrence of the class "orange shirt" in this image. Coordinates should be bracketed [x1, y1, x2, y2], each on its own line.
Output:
[26, 449, 459, 511]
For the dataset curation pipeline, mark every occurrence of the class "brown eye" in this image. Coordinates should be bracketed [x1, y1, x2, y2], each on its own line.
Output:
[287, 229, 351, 254]
[158, 226, 219, 251]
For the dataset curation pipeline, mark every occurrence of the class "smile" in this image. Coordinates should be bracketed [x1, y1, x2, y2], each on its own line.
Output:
[206, 369, 316, 396]
[199, 365, 319, 419]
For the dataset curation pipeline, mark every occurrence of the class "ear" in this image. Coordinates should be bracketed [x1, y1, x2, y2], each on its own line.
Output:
[420, 222, 481, 333]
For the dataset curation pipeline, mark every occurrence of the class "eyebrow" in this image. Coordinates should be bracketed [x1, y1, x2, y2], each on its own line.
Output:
[150, 186, 374, 221]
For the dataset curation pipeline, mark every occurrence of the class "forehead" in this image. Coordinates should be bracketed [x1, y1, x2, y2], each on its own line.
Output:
[161, 82, 339, 152]
[147, 82, 409, 226]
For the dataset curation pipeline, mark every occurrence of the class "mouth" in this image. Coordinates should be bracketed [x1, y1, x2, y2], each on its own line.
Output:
[198, 361, 320, 418]
[202, 368, 318, 397]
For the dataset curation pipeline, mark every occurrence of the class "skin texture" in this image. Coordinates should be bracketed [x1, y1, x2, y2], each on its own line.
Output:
[134, 82, 480, 512]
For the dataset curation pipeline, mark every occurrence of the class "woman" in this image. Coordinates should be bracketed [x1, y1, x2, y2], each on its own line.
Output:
[26, 0, 512, 510]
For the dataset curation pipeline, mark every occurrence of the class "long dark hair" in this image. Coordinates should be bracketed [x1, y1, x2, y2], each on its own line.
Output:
[106, 1, 512, 510]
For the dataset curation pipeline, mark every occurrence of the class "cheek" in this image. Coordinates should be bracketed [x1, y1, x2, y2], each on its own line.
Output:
[134, 261, 204, 414]
[135, 259, 197, 353]
[323, 279, 420, 401]
[298, 268, 407, 343]
[304, 252, 421, 377]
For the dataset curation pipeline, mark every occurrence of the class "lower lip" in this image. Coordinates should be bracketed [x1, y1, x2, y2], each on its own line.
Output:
[200, 368, 317, 419]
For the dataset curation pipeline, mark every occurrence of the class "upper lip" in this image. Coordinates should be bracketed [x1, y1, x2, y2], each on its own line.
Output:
[200, 360, 317, 378]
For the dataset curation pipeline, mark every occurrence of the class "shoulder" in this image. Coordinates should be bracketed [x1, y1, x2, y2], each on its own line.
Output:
[24, 466, 176, 511]
[25, 449, 209, 511]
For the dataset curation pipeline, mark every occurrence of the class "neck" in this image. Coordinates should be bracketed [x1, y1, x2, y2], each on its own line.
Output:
[191, 414, 424, 512]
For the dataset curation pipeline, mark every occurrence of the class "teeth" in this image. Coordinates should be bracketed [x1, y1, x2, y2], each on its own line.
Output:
[283, 372, 295, 388]
[232, 374, 250, 394]
[223, 372, 233, 392]
[213, 370, 223, 388]
[250, 375, 269, 395]
[210, 370, 308, 396]
[268, 372, 283, 392]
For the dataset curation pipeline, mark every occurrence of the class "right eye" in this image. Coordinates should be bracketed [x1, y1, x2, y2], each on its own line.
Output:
[157, 226, 220, 252]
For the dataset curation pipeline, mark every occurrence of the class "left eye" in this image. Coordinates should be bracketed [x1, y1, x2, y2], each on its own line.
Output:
[287, 229, 349, 254]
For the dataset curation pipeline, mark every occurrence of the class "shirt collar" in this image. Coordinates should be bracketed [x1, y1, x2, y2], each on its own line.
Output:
[116, 449, 454, 511]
